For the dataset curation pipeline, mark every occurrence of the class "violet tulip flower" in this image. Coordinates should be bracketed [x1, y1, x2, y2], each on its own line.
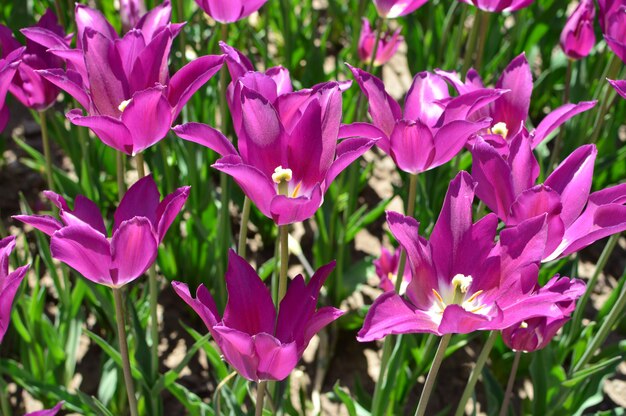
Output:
[173, 250, 343, 381]
[344, 65, 504, 175]
[374, 247, 411, 293]
[560, 0, 596, 60]
[501, 276, 585, 351]
[15, 175, 189, 288]
[0, 48, 23, 131]
[25, 402, 64, 416]
[436, 53, 596, 149]
[193, 0, 268, 23]
[358, 171, 582, 340]
[358, 18, 403, 66]
[373, 0, 428, 18]
[471, 135, 626, 262]
[599, 0, 626, 63]
[121, 0, 147, 32]
[0, 236, 29, 343]
[0, 9, 69, 111]
[458, 0, 533, 13]
[174, 72, 375, 225]
[609, 79, 626, 99]
[35, 2, 225, 155]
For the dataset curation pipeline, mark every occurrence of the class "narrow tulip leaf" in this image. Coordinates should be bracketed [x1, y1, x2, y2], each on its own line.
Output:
[167, 381, 215, 416]
[332, 382, 358, 416]
[181, 321, 229, 380]
[152, 333, 210, 392]
[76, 390, 115, 416]
[563, 356, 622, 388]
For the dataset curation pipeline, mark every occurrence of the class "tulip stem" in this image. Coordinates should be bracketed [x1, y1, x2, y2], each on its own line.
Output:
[568, 233, 619, 345]
[461, 7, 480, 75]
[454, 331, 498, 416]
[255, 381, 267, 416]
[39, 110, 54, 192]
[238, 197, 251, 257]
[474, 10, 490, 71]
[589, 59, 621, 144]
[116, 152, 126, 199]
[499, 351, 522, 416]
[414, 334, 452, 416]
[277, 224, 289, 304]
[371, 173, 418, 414]
[112, 288, 139, 416]
[548, 59, 573, 173]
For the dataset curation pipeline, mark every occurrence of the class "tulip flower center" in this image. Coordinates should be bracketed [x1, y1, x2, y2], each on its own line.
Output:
[272, 166, 293, 196]
[490, 122, 508, 139]
[118, 99, 132, 112]
[431, 274, 486, 316]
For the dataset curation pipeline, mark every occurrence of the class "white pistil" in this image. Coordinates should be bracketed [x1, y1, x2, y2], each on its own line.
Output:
[118, 99, 132, 112]
[451, 274, 473, 294]
[272, 166, 293, 184]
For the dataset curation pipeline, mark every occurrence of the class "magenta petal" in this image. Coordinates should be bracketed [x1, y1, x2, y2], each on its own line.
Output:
[304, 306, 344, 345]
[493, 53, 532, 136]
[169, 54, 225, 119]
[389, 120, 435, 173]
[403, 72, 449, 125]
[0, 265, 29, 343]
[37, 69, 90, 110]
[110, 217, 158, 287]
[171, 282, 220, 332]
[254, 334, 298, 381]
[121, 87, 172, 155]
[338, 122, 389, 153]
[608, 79, 626, 99]
[114, 175, 160, 233]
[357, 292, 438, 342]
[531, 101, 596, 148]
[136, 1, 172, 41]
[219, 42, 254, 82]
[75, 4, 118, 44]
[67, 109, 134, 154]
[213, 326, 258, 381]
[155, 185, 190, 242]
[24, 401, 64, 416]
[61, 195, 107, 235]
[13, 214, 63, 236]
[508, 131, 540, 195]
[499, 214, 548, 277]
[438, 304, 500, 334]
[325, 137, 377, 186]
[51, 224, 113, 286]
[269, 185, 324, 225]
[172, 122, 237, 156]
[223, 250, 276, 335]
[431, 118, 491, 168]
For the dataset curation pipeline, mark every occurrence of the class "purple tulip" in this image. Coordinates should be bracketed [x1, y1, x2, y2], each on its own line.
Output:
[0, 48, 23, 131]
[0, 236, 29, 344]
[374, 247, 412, 293]
[358, 172, 582, 340]
[174, 70, 375, 225]
[173, 250, 343, 381]
[0, 9, 69, 111]
[121, 0, 147, 32]
[358, 18, 403, 67]
[34, 2, 225, 156]
[599, 0, 626, 63]
[193, 0, 268, 23]
[372, 0, 428, 18]
[458, 0, 533, 12]
[25, 402, 64, 416]
[560, 0, 596, 60]
[471, 135, 626, 262]
[501, 276, 585, 351]
[344, 65, 503, 175]
[436, 54, 596, 148]
[15, 175, 189, 288]
[609, 78, 626, 99]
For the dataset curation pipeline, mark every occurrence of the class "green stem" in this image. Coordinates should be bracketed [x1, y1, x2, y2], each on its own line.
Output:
[277, 224, 289, 304]
[498, 351, 522, 416]
[461, 7, 481, 75]
[116, 152, 126, 199]
[414, 334, 452, 416]
[589, 58, 621, 144]
[394, 174, 418, 292]
[255, 381, 267, 416]
[568, 234, 620, 344]
[454, 331, 498, 416]
[548, 59, 573, 173]
[474, 10, 489, 71]
[572, 265, 626, 374]
[176, 0, 187, 66]
[113, 288, 139, 416]
[39, 110, 54, 191]
[238, 197, 251, 257]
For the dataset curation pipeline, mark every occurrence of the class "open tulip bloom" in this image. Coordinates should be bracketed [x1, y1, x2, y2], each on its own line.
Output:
[436, 53, 596, 149]
[358, 171, 584, 340]
[374, 246, 412, 293]
[33, 1, 224, 155]
[0, 47, 23, 131]
[344, 65, 505, 174]
[15, 175, 189, 288]
[0, 236, 29, 344]
[472, 135, 626, 262]
[175, 72, 376, 225]
[560, 0, 596, 60]
[173, 250, 344, 381]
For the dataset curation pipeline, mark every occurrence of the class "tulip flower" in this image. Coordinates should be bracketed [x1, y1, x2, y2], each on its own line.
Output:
[193, 0, 268, 23]
[560, 0, 596, 60]
[501, 276, 585, 351]
[436, 54, 596, 148]
[174, 74, 375, 225]
[26, 402, 64, 416]
[358, 172, 583, 340]
[609, 78, 626, 99]
[0, 236, 29, 344]
[173, 250, 343, 381]
[15, 175, 189, 287]
[598, 0, 626, 63]
[344, 65, 504, 175]
[458, 0, 533, 13]
[374, 247, 411, 293]
[471, 135, 626, 262]
[358, 18, 403, 66]
[373, 0, 428, 18]
[0, 48, 23, 131]
[121, 0, 147, 32]
[0, 9, 69, 111]
[35, 2, 225, 155]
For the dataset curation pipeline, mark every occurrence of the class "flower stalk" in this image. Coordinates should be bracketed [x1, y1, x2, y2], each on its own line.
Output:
[255, 381, 267, 416]
[414, 333, 452, 416]
[238, 197, 251, 257]
[113, 287, 139, 416]
[39, 110, 54, 192]
[499, 350, 522, 416]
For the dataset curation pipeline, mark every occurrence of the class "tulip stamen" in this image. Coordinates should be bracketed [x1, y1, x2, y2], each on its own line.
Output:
[465, 289, 484, 304]
[291, 181, 302, 197]
[118, 99, 132, 112]
[432, 289, 446, 312]
[272, 166, 293, 196]
[490, 122, 508, 139]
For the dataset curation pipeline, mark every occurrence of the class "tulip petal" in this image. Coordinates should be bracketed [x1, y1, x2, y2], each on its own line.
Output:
[438, 304, 500, 334]
[61, 195, 107, 235]
[254, 334, 298, 381]
[212, 326, 258, 381]
[171, 282, 220, 331]
[404, 72, 449, 125]
[155, 185, 190, 242]
[531, 101, 596, 148]
[121, 87, 173, 154]
[338, 122, 389, 152]
[66, 109, 134, 154]
[110, 217, 158, 287]
[36, 69, 90, 109]
[114, 175, 160, 233]
[136, 1, 172, 41]
[432, 118, 491, 169]
[608, 79, 626, 99]
[13, 214, 63, 236]
[0, 265, 29, 343]
[75, 4, 118, 44]
[269, 185, 324, 225]
[173, 122, 237, 156]
[493, 53, 532, 136]
[325, 137, 377, 186]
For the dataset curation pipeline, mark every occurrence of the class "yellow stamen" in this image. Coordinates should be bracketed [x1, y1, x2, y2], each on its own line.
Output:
[432, 289, 446, 311]
[465, 289, 484, 304]
[118, 99, 132, 112]
[491, 122, 508, 139]
[291, 181, 302, 197]
[520, 321, 528, 329]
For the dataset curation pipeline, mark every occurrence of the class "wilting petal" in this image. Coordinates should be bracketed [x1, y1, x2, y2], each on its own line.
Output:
[114, 175, 160, 232]
[531, 101, 596, 148]
[110, 217, 158, 287]
[51, 224, 113, 286]
[404, 72, 449, 125]
[493, 53, 532, 137]
[254, 334, 298, 381]
[173, 122, 237, 157]
[66, 110, 134, 154]
[155, 186, 190, 242]
[13, 214, 63, 236]
[269, 185, 324, 225]
[121, 87, 173, 155]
